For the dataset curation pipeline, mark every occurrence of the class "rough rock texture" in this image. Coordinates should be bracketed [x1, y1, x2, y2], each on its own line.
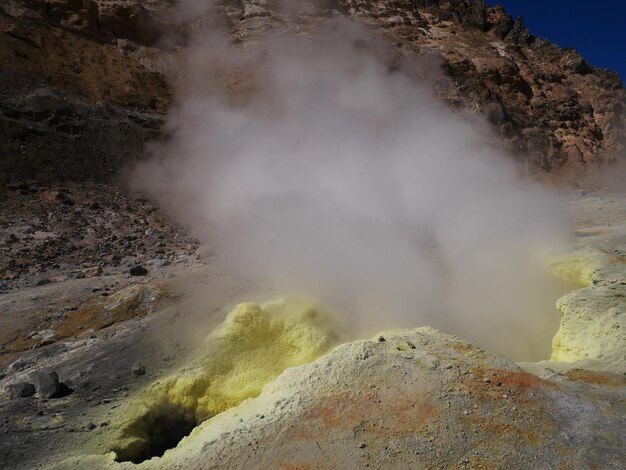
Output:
[0, 0, 175, 183]
[53, 328, 626, 469]
[0, 181, 198, 295]
[1, 0, 624, 184]
[220, 0, 626, 183]
[0, 179, 203, 368]
[31, 370, 61, 398]
[6, 381, 35, 398]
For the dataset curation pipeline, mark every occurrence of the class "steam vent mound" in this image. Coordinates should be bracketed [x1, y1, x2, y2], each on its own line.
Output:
[111, 299, 340, 464]
[56, 318, 626, 469]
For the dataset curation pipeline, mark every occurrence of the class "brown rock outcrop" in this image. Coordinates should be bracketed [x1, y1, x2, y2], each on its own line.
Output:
[1, 0, 624, 185]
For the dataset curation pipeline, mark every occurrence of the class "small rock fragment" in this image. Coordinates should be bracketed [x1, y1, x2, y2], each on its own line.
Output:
[82, 266, 102, 278]
[130, 265, 148, 276]
[131, 361, 146, 377]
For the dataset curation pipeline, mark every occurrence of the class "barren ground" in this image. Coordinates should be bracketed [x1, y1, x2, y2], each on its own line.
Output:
[0, 188, 624, 469]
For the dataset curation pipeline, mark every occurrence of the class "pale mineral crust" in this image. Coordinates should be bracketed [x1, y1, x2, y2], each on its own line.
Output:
[546, 194, 626, 374]
[0, 1, 625, 469]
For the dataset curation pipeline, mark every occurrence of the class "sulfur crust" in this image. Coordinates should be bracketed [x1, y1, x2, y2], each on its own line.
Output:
[115, 297, 340, 458]
[549, 254, 597, 287]
[549, 253, 597, 363]
[162, 300, 334, 420]
[547, 250, 626, 372]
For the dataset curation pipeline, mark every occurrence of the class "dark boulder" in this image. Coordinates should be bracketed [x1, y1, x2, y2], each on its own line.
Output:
[130, 265, 148, 276]
[7, 382, 36, 398]
[31, 371, 61, 398]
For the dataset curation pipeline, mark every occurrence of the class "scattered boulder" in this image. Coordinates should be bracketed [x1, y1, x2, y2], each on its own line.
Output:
[7, 382, 36, 399]
[131, 361, 146, 377]
[130, 265, 148, 276]
[148, 258, 170, 268]
[82, 266, 102, 278]
[41, 189, 74, 206]
[31, 371, 61, 398]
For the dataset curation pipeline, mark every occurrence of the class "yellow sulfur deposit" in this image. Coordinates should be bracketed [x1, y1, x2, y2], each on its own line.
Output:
[113, 298, 340, 463]
[156, 298, 339, 420]
[549, 254, 597, 287]
[548, 249, 626, 373]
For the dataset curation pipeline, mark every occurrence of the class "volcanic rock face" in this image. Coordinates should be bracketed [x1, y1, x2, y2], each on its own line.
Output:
[0, 0, 175, 182]
[0, 0, 624, 184]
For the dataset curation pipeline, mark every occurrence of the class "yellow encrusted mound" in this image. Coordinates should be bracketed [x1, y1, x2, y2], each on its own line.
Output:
[549, 253, 598, 287]
[153, 298, 340, 421]
[113, 298, 340, 462]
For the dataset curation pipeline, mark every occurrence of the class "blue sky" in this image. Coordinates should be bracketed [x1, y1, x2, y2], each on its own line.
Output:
[495, 1, 625, 81]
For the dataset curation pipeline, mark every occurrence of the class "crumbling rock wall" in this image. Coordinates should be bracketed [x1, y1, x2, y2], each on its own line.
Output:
[1, 0, 624, 184]
[0, 0, 176, 183]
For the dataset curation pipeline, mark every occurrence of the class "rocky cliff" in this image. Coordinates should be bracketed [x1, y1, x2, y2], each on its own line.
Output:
[0, 0, 624, 184]
[344, 0, 625, 181]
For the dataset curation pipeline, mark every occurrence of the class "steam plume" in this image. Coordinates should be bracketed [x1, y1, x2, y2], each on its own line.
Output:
[133, 9, 571, 360]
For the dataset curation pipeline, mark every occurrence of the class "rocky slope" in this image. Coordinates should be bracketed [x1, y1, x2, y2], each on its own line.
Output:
[0, 190, 624, 469]
[0, 0, 624, 185]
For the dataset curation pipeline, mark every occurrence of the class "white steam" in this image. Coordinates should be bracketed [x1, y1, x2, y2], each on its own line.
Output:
[134, 15, 572, 360]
